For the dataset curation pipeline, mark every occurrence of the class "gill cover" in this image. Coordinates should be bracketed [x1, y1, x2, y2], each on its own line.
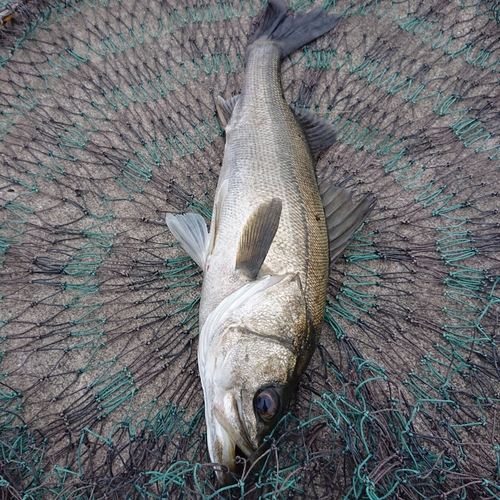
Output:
[198, 273, 312, 483]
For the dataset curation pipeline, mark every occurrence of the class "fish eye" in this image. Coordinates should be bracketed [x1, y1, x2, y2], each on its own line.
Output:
[254, 387, 280, 420]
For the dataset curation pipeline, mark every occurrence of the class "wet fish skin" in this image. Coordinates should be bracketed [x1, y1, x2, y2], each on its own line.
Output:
[196, 7, 337, 482]
[200, 38, 330, 340]
[165, 0, 374, 485]
[198, 273, 312, 482]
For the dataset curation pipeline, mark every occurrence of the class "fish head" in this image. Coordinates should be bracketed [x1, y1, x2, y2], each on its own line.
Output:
[199, 274, 315, 484]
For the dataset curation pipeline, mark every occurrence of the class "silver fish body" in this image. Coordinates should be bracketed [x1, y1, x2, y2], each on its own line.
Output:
[166, 0, 374, 485]
[198, 39, 331, 485]
[200, 39, 329, 342]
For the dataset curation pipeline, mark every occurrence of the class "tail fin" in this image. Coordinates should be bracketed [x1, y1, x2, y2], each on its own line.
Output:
[249, 0, 340, 58]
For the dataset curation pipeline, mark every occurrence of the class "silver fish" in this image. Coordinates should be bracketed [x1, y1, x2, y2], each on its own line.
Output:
[166, 0, 374, 485]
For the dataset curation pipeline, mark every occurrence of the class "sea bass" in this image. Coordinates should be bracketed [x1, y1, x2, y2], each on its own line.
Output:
[166, 0, 374, 484]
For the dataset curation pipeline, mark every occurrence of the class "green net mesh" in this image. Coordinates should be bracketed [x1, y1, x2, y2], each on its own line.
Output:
[1, 0, 499, 498]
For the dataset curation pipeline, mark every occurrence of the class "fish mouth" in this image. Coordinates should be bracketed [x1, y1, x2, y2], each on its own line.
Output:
[210, 393, 255, 485]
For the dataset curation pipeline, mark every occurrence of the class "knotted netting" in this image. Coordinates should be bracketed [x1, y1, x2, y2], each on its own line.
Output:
[0, 0, 499, 498]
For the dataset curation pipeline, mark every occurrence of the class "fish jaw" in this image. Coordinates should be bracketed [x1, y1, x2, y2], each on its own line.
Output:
[199, 277, 286, 483]
[202, 357, 258, 484]
[199, 274, 314, 485]
[204, 400, 238, 485]
[204, 390, 255, 484]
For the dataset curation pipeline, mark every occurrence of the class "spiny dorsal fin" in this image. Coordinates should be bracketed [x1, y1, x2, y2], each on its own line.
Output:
[235, 198, 282, 280]
[166, 212, 209, 269]
[216, 95, 240, 130]
[291, 104, 337, 159]
[319, 182, 376, 264]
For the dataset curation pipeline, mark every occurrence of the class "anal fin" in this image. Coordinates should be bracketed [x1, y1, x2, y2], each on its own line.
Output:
[320, 182, 376, 264]
[235, 198, 282, 280]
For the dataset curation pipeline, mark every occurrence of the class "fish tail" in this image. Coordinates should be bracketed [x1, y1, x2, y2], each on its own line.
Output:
[248, 0, 340, 59]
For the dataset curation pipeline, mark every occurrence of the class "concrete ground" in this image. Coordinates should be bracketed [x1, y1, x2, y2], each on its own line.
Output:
[0, 0, 499, 497]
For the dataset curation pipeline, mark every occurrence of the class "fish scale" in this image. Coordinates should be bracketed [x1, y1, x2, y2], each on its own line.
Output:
[166, 0, 374, 485]
[200, 40, 329, 336]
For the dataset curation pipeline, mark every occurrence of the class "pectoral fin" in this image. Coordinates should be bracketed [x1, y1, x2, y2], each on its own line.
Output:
[216, 95, 240, 130]
[319, 182, 376, 264]
[291, 104, 337, 159]
[235, 198, 282, 279]
[166, 212, 209, 269]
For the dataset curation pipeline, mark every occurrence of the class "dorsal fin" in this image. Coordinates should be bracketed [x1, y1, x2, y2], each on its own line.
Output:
[235, 198, 282, 280]
[319, 181, 376, 264]
[216, 95, 240, 130]
[291, 104, 337, 159]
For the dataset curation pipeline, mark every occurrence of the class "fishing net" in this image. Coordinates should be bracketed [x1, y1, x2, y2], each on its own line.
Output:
[1, 0, 499, 498]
